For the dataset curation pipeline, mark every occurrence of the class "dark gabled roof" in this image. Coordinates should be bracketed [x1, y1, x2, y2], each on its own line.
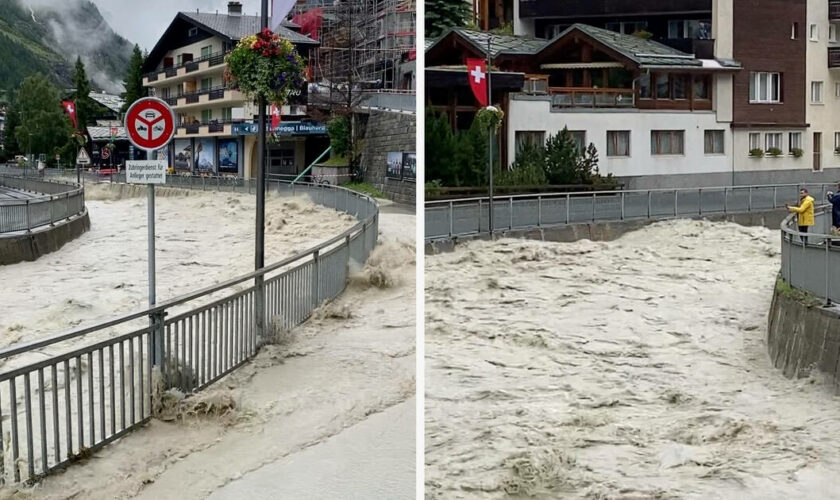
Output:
[427, 24, 740, 70]
[180, 12, 317, 46]
[557, 24, 701, 67]
[427, 28, 548, 58]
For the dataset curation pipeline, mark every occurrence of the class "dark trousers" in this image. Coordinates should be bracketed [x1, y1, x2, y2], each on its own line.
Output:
[799, 225, 809, 245]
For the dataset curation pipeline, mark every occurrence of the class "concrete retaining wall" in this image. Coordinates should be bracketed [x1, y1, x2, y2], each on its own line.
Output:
[0, 211, 90, 265]
[425, 209, 788, 254]
[767, 285, 840, 386]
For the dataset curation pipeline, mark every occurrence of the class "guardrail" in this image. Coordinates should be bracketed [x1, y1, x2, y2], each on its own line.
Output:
[425, 183, 835, 241]
[780, 206, 840, 304]
[0, 178, 378, 483]
[0, 176, 85, 234]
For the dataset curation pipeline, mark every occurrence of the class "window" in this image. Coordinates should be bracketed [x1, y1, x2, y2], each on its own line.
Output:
[176, 54, 183, 65]
[651, 130, 684, 155]
[673, 76, 688, 99]
[749, 133, 761, 151]
[831, 25, 838, 43]
[693, 76, 710, 99]
[639, 73, 651, 98]
[201, 77, 213, 91]
[188, 27, 198, 37]
[222, 107, 233, 121]
[812, 82, 824, 103]
[836, 82, 840, 98]
[568, 131, 586, 153]
[668, 20, 684, 39]
[810, 24, 819, 41]
[789, 132, 802, 152]
[765, 133, 783, 151]
[835, 132, 840, 153]
[704, 130, 724, 154]
[607, 131, 630, 157]
[750, 72, 781, 103]
[606, 21, 648, 34]
[201, 109, 212, 123]
[655, 74, 670, 99]
[201, 45, 212, 58]
[515, 131, 545, 152]
[792, 22, 800, 40]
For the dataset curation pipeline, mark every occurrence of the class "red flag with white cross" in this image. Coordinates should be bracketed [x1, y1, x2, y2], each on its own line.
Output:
[466, 58, 488, 107]
[270, 103, 282, 130]
[62, 100, 78, 129]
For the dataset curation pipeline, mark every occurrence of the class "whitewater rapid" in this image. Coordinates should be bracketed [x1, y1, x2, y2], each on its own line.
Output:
[425, 219, 840, 499]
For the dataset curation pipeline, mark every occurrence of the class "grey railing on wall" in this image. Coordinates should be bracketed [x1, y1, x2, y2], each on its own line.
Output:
[0, 179, 378, 483]
[425, 183, 835, 241]
[0, 176, 85, 234]
[780, 207, 840, 304]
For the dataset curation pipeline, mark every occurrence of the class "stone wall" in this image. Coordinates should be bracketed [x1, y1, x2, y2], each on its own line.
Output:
[767, 283, 840, 387]
[359, 111, 416, 205]
[0, 210, 90, 265]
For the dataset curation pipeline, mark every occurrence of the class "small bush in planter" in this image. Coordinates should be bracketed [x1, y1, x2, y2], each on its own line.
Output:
[791, 148, 804, 158]
[835, 147, 840, 155]
[749, 148, 764, 158]
[766, 147, 783, 157]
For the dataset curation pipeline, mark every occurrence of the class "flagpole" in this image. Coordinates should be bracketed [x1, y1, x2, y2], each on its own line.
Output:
[487, 37, 494, 237]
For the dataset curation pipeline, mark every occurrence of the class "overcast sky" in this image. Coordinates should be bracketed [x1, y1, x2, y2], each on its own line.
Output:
[93, 0, 268, 51]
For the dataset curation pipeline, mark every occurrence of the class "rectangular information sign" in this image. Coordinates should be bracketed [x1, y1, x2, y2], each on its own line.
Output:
[126, 160, 167, 184]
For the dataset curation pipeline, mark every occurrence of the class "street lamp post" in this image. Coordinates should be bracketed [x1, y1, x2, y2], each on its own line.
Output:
[255, 0, 269, 342]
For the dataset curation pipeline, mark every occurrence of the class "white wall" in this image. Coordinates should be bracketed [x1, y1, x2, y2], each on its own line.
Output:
[733, 129, 811, 172]
[512, 0, 535, 37]
[165, 36, 224, 64]
[713, 0, 734, 59]
[806, 0, 840, 173]
[508, 97, 733, 178]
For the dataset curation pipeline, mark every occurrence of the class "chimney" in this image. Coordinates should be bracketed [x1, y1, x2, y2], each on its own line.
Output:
[227, 1, 242, 16]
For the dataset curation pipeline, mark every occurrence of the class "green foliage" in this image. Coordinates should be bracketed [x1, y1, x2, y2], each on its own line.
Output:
[776, 279, 823, 308]
[3, 94, 20, 155]
[14, 74, 73, 162]
[327, 115, 351, 158]
[791, 148, 804, 158]
[767, 147, 783, 157]
[425, 179, 443, 197]
[121, 45, 146, 113]
[749, 148, 764, 158]
[72, 57, 95, 129]
[504, 128, 609, 187]
[224, 29, 306, 105]
[425, 0, 470, 38]
[498, 141, 547, 186]
[475, 106, 504, 131]
[340, 181, 385, 198]
[490, 22, 514, 36]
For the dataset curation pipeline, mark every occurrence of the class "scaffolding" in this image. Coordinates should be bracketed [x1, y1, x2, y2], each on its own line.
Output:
[293, 0, 416, 91]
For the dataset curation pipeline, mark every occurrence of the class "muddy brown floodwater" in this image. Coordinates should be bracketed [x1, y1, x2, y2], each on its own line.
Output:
[425, 219, 840, 499]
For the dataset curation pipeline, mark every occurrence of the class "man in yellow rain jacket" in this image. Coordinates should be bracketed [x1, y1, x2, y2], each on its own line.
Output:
[786, 189, 815, 244]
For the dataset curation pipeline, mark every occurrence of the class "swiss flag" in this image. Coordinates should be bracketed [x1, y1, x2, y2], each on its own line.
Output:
[62, 100, 78, 129]
[270, 103, 282, 130]
[466, 59, 488, 107]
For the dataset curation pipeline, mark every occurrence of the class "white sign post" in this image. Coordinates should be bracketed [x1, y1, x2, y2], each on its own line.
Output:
[124, 98, 176, 366]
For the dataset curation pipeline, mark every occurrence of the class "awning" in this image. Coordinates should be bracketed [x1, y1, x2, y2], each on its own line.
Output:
[540, 62, 625, 70]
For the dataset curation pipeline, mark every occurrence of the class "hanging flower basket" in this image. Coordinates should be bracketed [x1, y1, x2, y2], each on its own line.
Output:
[476, 105, 504, 131]
[225, 28, 307, 105]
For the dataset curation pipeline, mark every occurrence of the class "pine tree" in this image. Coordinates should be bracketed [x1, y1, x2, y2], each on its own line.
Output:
[71, 56, 95, 130]
[425, 0, 470, 38]
[121, 44, 146, 113]
[3, 92, 20, 155]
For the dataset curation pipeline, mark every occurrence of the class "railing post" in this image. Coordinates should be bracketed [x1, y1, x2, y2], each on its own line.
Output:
[25, 200, 31, 233]
[509, 197, 513, 230]
[698, 188, 702, 215]
[150, 310, 165, 367]
[647, 191, 651, 219]
[773, 186, 777, 208]
[312, 249, 320, 307]
[826, 236, 832, 306]
[674, 190, 678, 217]
[724, 187, 728, 214]
[621, 192, 625, 220]
[537, 196, 542, 227]
[449, 201, 454, 238]
[566, 193, 571, 224]
[478, 199, 483, 233]
[49, 195, 54, 226]
[748, 186, 753, 211]
[592, 193, 596, 222]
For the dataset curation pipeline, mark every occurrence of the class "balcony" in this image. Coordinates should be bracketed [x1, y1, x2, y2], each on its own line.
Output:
[518, 0, 710, 19]
[549, 87, 635, 109]
[143, 51, 228, 86]
[656, 38, 715, 59]
[831, 0, 840, 20]
[173, 87, 246, 110]
[830, 47, 840, 68]
[175, 119, 247, 138]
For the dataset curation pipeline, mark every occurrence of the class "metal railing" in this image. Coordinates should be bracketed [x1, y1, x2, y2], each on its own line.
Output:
[780, 206, 840, 304]
[0, 179, 378, 483]
[0, 176, 85, 234]
[425, 183, 835, 241]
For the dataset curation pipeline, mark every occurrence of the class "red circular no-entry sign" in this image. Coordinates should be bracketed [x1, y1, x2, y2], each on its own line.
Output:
[124, 97, 176, 152]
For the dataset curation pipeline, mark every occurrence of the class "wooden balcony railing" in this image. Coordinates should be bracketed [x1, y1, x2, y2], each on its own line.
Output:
[549, 87, 635, 109]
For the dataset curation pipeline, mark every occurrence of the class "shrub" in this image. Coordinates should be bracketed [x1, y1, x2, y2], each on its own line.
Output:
[767, 147, 783, 157]
[749, 148, 764, 158]
[791, 148, 804, 158]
